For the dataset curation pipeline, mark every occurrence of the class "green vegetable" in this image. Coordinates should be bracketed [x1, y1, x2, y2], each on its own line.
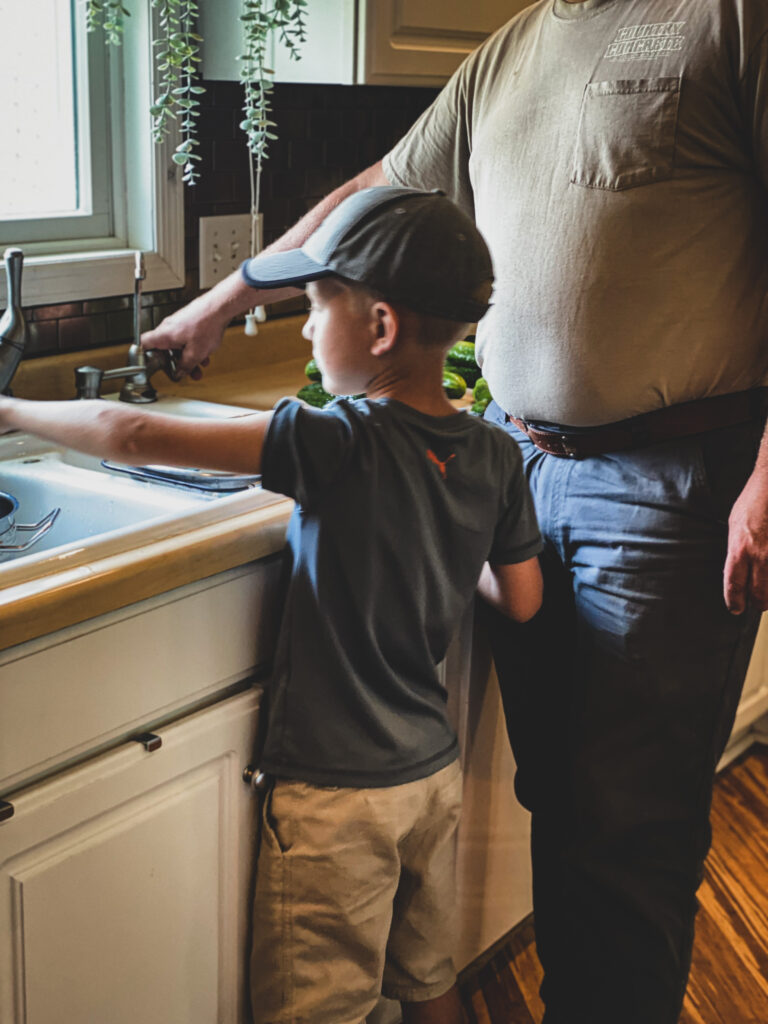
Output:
[473, 377, 491, 404]
[297, 381, 334, 408]
[445, 339, 481, 387]
[446, 340, 477, 366]
[470, 398, 491, 417]
[304, 358, 322, 382]
[442, 369, 467, 400]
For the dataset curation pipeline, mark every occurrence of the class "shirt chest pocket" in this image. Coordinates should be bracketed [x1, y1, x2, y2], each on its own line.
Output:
[570, 77, 681, 190]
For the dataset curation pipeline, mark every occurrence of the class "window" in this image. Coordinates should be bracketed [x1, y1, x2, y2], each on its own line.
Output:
[0, 0, 183, 305]
[0, 0, 113, 244]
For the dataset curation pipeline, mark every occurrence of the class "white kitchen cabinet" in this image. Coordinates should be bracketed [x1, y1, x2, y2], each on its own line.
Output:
[0, 559, 284, 1023]
[0, 688, 261, 1024]
[200, 0, 531, 87]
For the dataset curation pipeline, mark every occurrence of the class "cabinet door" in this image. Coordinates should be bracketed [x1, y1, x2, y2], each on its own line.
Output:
[359, 0, 533, 86]
[0, 689, 261, 1024]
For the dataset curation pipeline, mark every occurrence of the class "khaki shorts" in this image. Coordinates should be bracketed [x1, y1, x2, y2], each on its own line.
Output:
[249, 759, 463, 1024]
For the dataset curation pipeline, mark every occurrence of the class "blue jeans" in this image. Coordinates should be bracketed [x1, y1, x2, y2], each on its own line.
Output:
[484, 401, 764, 1024]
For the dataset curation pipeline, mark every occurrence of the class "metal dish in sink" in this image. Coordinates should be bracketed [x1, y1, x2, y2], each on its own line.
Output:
[101, 461, 261, 493]
[0, 490, 60, 554]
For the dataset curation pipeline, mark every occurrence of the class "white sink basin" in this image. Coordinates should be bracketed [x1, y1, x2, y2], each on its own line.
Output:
[0, 452, 216, 559]
[0, 394, 276, 578]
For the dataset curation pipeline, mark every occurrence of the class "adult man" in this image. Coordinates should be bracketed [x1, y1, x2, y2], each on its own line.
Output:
[143, 0, 768, 1020]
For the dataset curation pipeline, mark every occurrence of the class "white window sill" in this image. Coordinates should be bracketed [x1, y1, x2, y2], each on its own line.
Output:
[7, 245, 184, 308]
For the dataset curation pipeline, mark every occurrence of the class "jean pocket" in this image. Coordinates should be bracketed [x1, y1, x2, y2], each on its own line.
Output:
[570, 77, 681, 191]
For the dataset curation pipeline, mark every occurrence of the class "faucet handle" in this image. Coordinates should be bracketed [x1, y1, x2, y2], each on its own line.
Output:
[144, 348, 183, 382]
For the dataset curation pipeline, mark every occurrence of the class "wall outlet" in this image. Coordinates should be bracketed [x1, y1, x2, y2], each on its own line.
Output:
[198, 213, 262, 289]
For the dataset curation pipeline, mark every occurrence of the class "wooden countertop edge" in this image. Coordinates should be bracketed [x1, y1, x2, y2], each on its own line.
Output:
[0, 499, 292, 653]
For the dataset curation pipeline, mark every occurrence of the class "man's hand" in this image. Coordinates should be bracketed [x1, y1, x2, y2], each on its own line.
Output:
[724, 467, 768, 613]
[141, 291, 229, 377]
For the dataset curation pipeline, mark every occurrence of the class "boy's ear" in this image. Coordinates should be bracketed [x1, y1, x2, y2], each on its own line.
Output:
[370, 300, 399, 356]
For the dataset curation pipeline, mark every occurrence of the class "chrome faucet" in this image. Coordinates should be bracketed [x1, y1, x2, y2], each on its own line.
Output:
[75, 346, 180, 401]
[0, 248, 27, 394]
[74, 251, 180, 401]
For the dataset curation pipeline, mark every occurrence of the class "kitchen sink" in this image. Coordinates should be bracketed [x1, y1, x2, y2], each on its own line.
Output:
[0, 451, 218, 558]
[0, 394, 279, 577]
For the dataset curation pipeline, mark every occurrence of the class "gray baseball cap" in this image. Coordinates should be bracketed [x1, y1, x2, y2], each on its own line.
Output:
[241, 186, 493, 323]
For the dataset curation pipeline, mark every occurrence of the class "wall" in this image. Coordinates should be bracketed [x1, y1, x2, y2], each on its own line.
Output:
[18, 81, 438, 363]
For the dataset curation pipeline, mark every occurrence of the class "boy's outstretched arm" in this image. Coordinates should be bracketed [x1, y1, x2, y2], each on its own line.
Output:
[0, 396, 273, 476]
[478, 557, 543, 622]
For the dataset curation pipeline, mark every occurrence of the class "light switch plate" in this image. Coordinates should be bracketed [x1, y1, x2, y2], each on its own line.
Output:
[198, 213, 262, 289]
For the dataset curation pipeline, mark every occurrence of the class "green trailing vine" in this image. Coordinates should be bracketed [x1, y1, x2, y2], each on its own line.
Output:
[239, 1, 306, 171]
[86, 0, 206, 186]
[85, 1, 131, 45]
[85, 0, 307, 197]
[238, 1, 306, 328]
[149, 0, 205, 185]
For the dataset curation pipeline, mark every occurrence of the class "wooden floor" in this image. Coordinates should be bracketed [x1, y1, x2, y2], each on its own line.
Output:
[458, 745, 768, 1024]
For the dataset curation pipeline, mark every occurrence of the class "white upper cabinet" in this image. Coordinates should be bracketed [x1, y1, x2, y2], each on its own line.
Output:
[359, 0, 528, 86]
[200, 0, 532, 87]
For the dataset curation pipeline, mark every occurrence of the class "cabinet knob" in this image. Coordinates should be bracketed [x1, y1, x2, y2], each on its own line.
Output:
[242, 765, 269, 791]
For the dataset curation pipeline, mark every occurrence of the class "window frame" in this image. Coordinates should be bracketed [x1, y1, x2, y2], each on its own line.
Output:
[0, 2, 184, 307]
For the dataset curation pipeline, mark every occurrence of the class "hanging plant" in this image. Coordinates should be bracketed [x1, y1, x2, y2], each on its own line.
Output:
[238, 1, 306, 331]
[150, 0, 206, 185]
[85, 1, 131, 45]
[87, 0, 306, 193]
[239, 1, 306, 170]
[87, 0, 206, 186]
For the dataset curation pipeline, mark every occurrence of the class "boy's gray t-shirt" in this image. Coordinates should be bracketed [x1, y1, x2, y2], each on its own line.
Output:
[383, 0, 768, 427]
[259, 396, 541, 788]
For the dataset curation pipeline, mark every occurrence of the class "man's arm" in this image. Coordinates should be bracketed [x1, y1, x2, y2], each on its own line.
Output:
[725, 27, 768, 614]
[724, 430, 768, 614]
[0, 396, 273, 476]
[478, 556, 543, 622]
[141, 160, 390, 374]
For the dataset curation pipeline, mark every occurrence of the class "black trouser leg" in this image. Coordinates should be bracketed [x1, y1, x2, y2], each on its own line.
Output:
[487, 421, 763, 1023]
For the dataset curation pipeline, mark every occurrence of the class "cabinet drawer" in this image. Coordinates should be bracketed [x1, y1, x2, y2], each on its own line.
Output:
[0, 559, 283, 794]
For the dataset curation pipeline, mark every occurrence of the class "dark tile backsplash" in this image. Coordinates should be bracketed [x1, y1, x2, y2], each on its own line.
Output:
[17, 82, 438, 361]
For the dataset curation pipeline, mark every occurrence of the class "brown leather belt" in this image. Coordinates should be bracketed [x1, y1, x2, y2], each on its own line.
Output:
[508, 388, 768, 459]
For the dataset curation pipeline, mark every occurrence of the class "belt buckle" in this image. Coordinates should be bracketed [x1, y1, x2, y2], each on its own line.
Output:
[558, 434, 579, 459]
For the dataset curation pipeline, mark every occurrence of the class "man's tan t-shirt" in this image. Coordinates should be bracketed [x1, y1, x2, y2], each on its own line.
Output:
[384, 0, 768, 426]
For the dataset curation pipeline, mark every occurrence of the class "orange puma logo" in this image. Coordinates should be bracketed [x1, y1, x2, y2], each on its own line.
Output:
[427, 449, 456, 479]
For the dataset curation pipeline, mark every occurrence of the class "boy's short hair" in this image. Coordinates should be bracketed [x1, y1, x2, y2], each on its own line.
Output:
[241, 186, 494, 325]
[318, 273, 484, 347]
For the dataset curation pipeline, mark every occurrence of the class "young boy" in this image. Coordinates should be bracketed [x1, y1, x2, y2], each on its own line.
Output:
[0, 187, 542, 1024]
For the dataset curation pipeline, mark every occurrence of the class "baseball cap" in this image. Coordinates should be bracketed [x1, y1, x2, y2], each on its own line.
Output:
[241, 186, 494, 323]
